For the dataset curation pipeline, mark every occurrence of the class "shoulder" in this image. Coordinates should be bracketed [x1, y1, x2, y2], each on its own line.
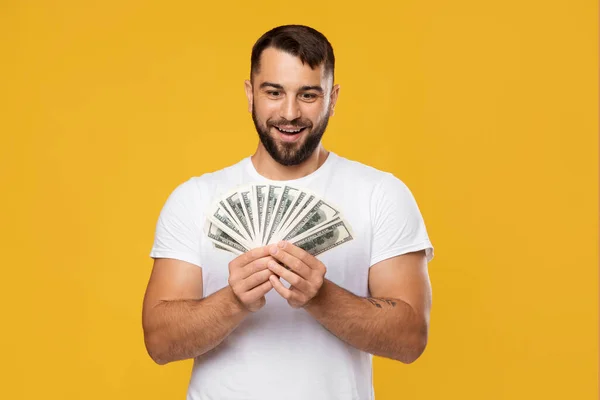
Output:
[332, 153, 407, 191]
[165, 158, 248, 208]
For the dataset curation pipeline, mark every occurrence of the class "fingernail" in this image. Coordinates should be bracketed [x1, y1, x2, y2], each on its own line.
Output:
[269, 245, 278, 255]
[268, 261, 276, 269]
[277, 241, 286, 248]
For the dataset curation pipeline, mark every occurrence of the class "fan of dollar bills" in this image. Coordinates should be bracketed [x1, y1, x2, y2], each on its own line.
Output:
[204, 184, 354, 256]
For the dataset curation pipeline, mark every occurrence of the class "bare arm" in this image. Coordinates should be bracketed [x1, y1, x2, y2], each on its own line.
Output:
[267, 243, 432, 364]
[142, 259, 246, 365]
[305, 252, 431, 363]
[142, 248, 275, 365]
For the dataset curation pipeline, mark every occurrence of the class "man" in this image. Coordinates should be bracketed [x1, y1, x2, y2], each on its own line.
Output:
[143, 24, 434, 400]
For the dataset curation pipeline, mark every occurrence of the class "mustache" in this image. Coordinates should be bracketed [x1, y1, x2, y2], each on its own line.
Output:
[267, 119, 312, 128]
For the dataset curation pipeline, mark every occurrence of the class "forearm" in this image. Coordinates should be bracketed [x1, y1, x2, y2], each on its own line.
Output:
[304, 279, 428, 363]
[143, 285, 249, 365]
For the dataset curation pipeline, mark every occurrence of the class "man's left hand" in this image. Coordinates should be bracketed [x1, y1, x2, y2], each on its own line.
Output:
[266, 241, 326, 308]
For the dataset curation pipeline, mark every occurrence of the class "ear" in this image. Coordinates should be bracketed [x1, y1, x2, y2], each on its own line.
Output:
[329, 84, 340, 117]
[244, 79, 253, 113]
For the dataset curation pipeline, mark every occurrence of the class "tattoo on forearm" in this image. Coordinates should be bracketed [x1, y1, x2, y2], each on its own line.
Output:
[366, 297, 397, 308]
[366, 298, 381, 308]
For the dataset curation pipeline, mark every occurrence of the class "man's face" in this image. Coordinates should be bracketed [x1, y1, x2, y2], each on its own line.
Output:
[245, 47, 339, 166]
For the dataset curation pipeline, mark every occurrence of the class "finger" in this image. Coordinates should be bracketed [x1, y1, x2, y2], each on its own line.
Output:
[242, 279, 273, 303]
[275, 241, 324, 272]
[229, 246, 269, 270]
[267, 260, 310, 293]
[238, 268, 274, 293]
[238, 256, 276, 280]
[269, 275, 300, 303]
[268, 244, 311, 279]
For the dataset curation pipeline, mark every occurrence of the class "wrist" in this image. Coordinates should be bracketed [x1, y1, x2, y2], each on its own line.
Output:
[225, 285, 252, 315]
[303, 279, 329, 311]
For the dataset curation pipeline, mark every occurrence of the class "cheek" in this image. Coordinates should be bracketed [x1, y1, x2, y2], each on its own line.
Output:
[254, 100, 278, 122]
[303, 104, 327, 124]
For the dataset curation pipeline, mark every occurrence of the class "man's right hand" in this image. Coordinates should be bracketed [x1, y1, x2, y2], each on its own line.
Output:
[228, 247, 276, 312]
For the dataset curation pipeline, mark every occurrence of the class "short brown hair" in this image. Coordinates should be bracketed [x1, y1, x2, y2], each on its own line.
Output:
[250, 25, 335, 83]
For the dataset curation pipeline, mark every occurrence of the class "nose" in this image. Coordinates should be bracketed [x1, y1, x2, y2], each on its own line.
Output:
[279, 95, 301, 121]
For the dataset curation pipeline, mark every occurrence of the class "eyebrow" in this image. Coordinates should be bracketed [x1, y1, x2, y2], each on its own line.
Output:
[259, 82, 324, 93]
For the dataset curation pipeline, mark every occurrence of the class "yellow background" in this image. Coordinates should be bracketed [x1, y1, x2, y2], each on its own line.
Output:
[1, 1, 597, 399]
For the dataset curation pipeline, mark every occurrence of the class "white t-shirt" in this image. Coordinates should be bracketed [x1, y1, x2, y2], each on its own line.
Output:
[150, 151, 434, 400]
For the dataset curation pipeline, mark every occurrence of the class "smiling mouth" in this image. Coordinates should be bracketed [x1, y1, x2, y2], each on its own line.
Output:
[274, 126, 308, 134]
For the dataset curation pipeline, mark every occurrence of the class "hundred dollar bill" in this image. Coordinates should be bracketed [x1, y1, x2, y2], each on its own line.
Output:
[211, 202, 248, 240]
[282, 199, 340, 241]
[239, 188, 256, 240]
[206, 221, 248, 255]
[278, 191, 308, 233]
[214, 243, 234, 252]
[208, 203, 253, 249]
[286, 215, 342, 242]
[265, 186, 300, 245]
[252, 184, 268, 243]
[291, 219, 353, 256]
[224, 191, 254, 243]
[261, 184, 283, 245]
[278, 194, 316, 237]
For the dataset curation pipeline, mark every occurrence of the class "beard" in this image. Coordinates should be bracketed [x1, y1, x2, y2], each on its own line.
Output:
[251, 105, 330, 167]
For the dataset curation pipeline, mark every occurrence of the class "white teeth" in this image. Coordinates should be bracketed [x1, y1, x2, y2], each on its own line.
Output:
[277, 127, 303, 133]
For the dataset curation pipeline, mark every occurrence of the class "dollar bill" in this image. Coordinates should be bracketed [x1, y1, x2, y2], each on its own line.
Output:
[265, 186, 300, 245]
[278, 191, 307, 233]
[225, 191, 254, 242]
[252, 184, 267, 243]
[278, 194, 316, 236]
[261, 184, 283, 245]
[282, 199, 340, 241]
[291, 219, 353, 256]
[215, 243, 232, 252]
[239, 189, 255, 239]
[206, 221, 249, 254]
[211, 202, 248, 241]
[208, 203, 253, 249]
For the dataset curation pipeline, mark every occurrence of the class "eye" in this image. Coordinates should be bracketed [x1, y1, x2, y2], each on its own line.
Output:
[300, 92, 318, 101]
[267, 90, 282, 97]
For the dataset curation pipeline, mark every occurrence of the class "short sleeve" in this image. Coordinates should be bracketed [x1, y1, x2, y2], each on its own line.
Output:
[369, 173, 434, 267]
[149, 179, 203, 268]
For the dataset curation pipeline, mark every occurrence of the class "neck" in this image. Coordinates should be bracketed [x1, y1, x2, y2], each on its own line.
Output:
[251, 143, 329, 181]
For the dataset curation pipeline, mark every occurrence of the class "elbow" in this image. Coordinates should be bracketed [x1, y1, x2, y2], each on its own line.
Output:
[144, 331, 171, 366]
[397, 325, 429, 364]
[399, 336, 427, 364]
[149, 353, 169, 366]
